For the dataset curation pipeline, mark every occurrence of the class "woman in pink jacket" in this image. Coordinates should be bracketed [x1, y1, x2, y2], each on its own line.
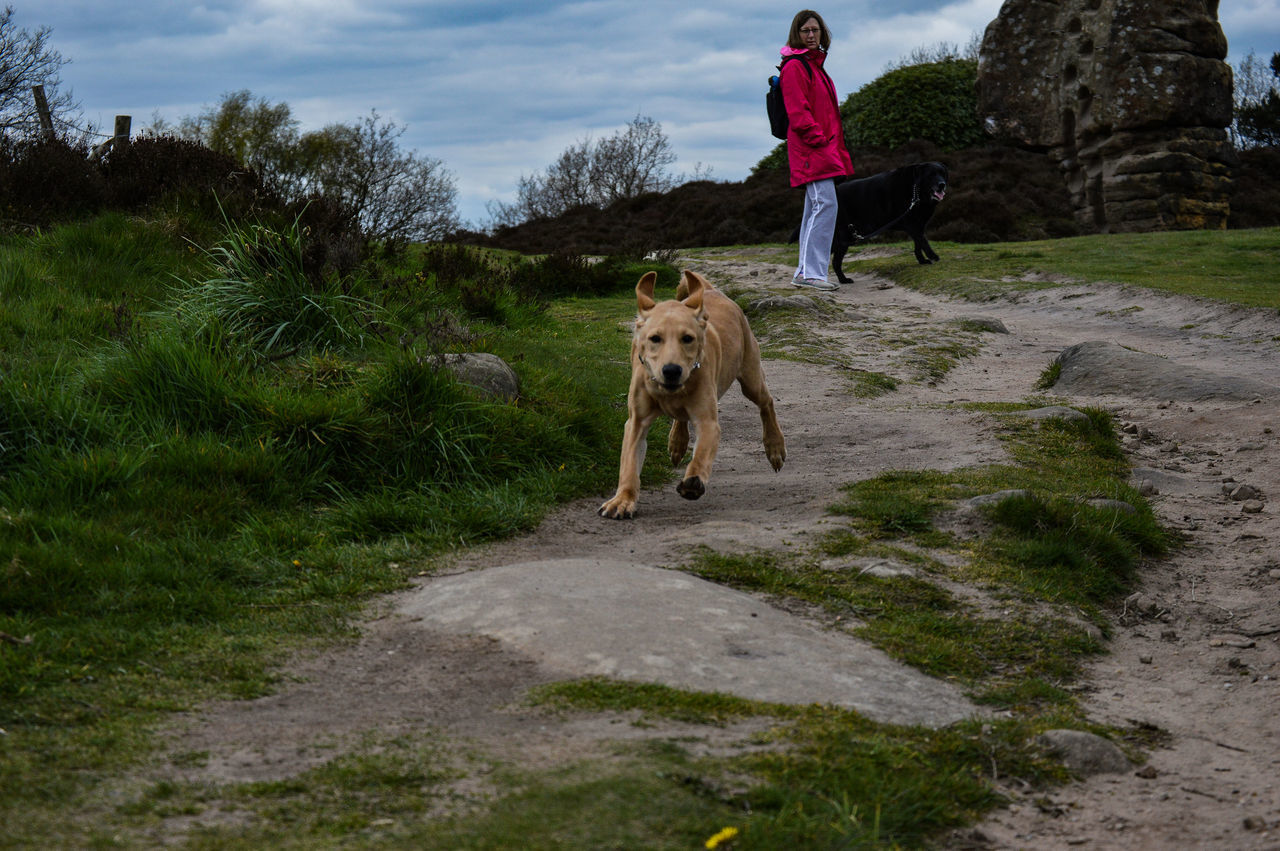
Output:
[780, 10, 854, 291]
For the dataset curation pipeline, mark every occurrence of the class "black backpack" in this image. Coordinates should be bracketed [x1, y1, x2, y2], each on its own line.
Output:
[766, 55, 811, 139]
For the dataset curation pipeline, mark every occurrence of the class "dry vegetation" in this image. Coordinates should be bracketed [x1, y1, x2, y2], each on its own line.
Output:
[477, 140, 1280, 256]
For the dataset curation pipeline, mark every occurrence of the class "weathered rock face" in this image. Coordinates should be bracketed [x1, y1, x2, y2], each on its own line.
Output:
[976, 0, 1236, 232]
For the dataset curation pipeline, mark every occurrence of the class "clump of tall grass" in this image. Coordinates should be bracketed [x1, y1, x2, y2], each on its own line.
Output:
[173, 209, 382, 360]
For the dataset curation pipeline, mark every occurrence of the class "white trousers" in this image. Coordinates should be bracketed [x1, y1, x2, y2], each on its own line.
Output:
[795, 178, 837, 281]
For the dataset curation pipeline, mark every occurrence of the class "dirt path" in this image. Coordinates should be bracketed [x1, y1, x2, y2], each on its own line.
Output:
[165, 252, 1280, 848]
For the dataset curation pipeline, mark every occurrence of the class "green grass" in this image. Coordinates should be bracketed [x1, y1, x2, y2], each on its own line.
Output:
[530, 677, 802, 724]
[841, 227, 1280, 308]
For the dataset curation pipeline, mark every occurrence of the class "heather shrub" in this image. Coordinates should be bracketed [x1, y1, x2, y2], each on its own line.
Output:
[100, 136, 261, 210]
[0, 137, 104, 225]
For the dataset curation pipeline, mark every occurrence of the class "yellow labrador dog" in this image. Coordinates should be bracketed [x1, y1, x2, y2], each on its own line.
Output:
[598, 270, 785, 520]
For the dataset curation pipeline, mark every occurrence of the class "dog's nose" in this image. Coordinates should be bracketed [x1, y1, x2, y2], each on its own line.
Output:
[661, 364, 683, 384]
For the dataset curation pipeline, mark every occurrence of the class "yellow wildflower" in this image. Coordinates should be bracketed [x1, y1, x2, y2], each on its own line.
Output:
[704, 826, 739, 849]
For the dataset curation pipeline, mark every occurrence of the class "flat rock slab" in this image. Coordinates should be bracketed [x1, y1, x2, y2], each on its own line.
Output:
[399, 558, 978, 728]
[1053, 341, 1278, 401]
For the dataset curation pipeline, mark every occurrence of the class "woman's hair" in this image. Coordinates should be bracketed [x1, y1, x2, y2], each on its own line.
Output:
[787, 10, 831, 51]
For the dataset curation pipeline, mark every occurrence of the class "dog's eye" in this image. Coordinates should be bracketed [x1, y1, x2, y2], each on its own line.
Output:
[681, 334, 695, 344]
[649, 335, 662, 344]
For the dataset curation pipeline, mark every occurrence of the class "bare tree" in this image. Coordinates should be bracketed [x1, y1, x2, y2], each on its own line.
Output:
[590, 115, 676, 203]
[0, 5, 79, 138]
[494, 115, 679, 225]
[1232, 50, 1280, 148]
[304, 112, 459, 248]
[888, 35, 982, 71]
[166, 93, 461, 247]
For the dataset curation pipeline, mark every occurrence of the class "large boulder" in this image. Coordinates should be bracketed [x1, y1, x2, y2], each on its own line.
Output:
[1050, 341, 1278, 401]
[976, 0, 1236, 233]
[440, 353, 520, 402]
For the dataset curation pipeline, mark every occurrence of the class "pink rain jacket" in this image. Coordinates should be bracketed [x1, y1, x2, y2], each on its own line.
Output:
[779, 45, 854, 187]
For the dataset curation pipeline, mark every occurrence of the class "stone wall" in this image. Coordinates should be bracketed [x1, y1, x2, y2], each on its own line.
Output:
[976, 0, 1236, 232]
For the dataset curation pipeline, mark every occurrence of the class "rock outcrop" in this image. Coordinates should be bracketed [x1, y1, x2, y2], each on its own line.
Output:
[1050, 341, 1278, 401]
[976, 0, 1236, 233]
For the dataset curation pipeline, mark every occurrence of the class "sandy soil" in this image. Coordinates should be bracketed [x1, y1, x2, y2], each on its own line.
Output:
[161, 250, 1280, 849]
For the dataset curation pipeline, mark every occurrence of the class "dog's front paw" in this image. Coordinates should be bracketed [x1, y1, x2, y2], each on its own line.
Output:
[766, 443, 786, 472]
[676, 476, 705, 500]
[598, 496, 637, 519]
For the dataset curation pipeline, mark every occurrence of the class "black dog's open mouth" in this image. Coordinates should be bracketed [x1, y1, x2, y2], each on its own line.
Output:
[932, 187, 947, 202]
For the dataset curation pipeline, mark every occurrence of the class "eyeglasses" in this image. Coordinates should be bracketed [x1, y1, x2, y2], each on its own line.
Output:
[799, 27, 821, 34]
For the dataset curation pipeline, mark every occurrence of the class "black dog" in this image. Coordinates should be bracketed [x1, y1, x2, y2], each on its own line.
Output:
[831, 161, 948, 282]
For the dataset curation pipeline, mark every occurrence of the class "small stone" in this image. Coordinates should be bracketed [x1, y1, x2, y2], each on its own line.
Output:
[1242, 500, 1264, 514]
[1089, 498, 1137, 514]
[1211, 637, 1256, 649]
[1243, 816, 1269, 832]
[1037, 729, 1131, 775]
[1021, 406, 1089, 424]
[1135, 765, 1159, 779]
[1139, 655, 1153, 664]
[963, 489, 1032, 509]
[1229, 484, 1262, 501]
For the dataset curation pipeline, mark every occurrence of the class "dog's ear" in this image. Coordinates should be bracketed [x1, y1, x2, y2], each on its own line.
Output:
[636, 272, 658, 312]
[679, 270, 706, 312]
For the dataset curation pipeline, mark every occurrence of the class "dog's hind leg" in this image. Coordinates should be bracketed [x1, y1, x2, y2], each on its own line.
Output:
[737, 344, 786, 472]
[668, 419, 690, 466]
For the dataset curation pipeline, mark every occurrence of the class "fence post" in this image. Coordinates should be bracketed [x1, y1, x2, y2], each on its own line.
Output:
[32, 85, 55, 139]
[113, 115, 132, 149]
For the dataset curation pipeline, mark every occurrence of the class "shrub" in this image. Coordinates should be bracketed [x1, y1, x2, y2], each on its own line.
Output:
[841, 59, 986, 152]
[99, 136, 266, 213]
[1230, 146, 1280, 228]
[0, 137, 104, 225]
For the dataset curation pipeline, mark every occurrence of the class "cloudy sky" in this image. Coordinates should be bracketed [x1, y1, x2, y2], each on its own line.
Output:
[30, 1, 1280, 226]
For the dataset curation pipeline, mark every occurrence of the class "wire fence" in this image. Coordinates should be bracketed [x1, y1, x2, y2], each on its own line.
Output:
[30, 84, 130, 157]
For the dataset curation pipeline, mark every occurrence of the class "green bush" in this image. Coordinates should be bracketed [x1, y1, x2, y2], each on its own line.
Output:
[841, 59, 986, 151]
